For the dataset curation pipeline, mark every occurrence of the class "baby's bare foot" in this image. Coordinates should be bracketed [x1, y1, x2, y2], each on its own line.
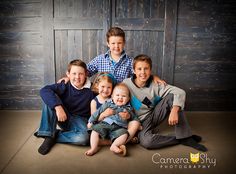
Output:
[110, 145, 126, 156]
[85, 147, 99, 156]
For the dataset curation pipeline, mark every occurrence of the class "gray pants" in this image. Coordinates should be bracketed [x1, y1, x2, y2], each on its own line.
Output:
[138, 94, 192, 149]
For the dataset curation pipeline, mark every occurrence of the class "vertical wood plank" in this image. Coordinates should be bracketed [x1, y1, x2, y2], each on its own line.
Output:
[103, 0, 111, 51]
[162, 0, 178, 84]
[42, 0, 55, 84]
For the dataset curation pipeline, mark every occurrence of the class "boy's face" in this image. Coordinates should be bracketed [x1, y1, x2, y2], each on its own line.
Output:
[66, 65, 87, 89]
[112, 87, 130, 106]
[133, 61, 152, 84]
[107, 36, 125, 58]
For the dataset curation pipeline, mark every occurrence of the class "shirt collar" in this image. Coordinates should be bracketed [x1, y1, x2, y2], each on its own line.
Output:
[105, 50, 126, 62]
[70, 77, 91, 90]
[131, 74, 153, 88]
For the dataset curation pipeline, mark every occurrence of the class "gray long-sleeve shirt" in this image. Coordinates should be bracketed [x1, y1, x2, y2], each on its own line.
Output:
[123, 77, 186, 121]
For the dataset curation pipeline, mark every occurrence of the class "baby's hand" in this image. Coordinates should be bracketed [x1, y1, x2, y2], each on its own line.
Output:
[119, 110, 130, 120]
[101, 108, 114, 118]
[87, 122, 93, 129]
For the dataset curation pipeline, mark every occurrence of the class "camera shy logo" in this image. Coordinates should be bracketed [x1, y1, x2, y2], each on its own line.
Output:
[152, 152, 216, 169]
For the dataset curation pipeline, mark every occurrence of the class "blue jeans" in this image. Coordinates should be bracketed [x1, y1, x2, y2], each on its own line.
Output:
[37, 104, 89, 145]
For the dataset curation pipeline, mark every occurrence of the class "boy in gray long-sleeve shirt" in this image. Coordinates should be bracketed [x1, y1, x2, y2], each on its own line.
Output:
[123, 54, 207, 151]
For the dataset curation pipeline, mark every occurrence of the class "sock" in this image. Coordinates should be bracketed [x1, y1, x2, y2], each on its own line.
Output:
[180, 137, 208, 152]
[192, 135, 202, 143]
[38, 137, 56, 155]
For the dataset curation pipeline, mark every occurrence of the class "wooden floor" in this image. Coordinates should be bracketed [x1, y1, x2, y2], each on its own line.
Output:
[0, 110, 235, 174]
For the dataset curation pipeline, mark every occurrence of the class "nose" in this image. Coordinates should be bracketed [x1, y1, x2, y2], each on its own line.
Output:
[75, 74, 80, 79]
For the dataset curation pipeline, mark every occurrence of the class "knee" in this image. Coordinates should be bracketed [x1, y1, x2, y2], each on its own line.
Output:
[139, 134, 153, 149]
[128, 121, 140, 133]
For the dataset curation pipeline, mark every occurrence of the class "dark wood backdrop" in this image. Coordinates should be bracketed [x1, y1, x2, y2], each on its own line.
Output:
[0, 0, 235, 111]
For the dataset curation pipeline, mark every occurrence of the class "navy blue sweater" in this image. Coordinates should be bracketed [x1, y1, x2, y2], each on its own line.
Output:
[40, 81, 95, 118]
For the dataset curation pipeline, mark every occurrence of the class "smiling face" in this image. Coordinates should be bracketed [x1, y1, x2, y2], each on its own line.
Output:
[107, 36, 125, 60]
[112, 85, 130, 106]
[66, 65, 87, 89]
[133, 61, 152, 87]
[97, 80, 113, 99]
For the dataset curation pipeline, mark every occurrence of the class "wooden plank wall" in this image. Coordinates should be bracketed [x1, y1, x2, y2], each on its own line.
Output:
[0, 0, 43, 109]
[175, 0, 236, 110]
[0, 0, 235, 111]
[113, 0, 166, 77]
[53, 0, 107, 81]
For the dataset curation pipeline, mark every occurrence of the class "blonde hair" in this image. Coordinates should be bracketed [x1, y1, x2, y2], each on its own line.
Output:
[112, 83, 130, 97]
[91, 72, 116, 94]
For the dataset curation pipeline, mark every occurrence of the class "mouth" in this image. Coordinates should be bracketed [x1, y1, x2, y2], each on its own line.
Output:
[139, 76, 147, 80]
[74, 80, 80, 83]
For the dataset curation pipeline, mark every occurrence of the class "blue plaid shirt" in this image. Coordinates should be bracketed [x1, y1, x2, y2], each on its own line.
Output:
[87, 50, 133, 83]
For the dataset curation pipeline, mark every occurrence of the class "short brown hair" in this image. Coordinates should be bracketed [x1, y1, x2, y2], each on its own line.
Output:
[106, 27, 125, 43]
[133, 54, 152, 70]
[67, 59, 87, 72]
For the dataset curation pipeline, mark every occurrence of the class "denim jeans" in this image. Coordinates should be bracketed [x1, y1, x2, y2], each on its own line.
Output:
[37, 104, 89, 145]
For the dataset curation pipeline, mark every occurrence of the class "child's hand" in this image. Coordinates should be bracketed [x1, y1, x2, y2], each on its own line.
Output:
[119, 110, 130, 120]
[153, 75, 167, 85]
[99, 108, 114, 121]
[168, 106, 179, 126]
[55, 105, 67, 122]
[87, 122, 93, 129]
[57, 77, 69, 84]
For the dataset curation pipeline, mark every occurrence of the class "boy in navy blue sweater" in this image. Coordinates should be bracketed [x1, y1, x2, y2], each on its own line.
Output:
[35, 59, 95, 155]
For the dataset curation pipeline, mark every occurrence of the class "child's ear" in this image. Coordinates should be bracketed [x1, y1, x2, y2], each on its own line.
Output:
[66, 71, 70, 77]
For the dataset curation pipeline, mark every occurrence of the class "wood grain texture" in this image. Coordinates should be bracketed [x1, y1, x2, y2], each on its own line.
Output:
[0, 0, 236, 111]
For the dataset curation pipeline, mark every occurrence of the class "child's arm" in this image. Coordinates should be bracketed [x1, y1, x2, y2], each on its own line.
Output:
[89, 103, 110, 123]
[40, 83, 66, 109]
[98, 108, 114, 121]
[159, 84, 186, 110]
[153, 75, 167, 85]
[90, 99, 97, 115]
[55, 105, 67, 122]
[168, 105, 179, 126]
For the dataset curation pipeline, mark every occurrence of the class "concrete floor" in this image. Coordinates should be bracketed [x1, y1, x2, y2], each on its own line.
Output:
[0, 110, 235, 174]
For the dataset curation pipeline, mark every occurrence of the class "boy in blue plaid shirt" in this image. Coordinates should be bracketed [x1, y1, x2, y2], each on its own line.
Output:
[87, 27, 165, 84]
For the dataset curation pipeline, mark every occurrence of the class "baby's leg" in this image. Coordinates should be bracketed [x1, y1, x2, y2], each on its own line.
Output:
[85, 131, 100, 156]
[126, 120, 140, 142]
[110, 133, 128, 155]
